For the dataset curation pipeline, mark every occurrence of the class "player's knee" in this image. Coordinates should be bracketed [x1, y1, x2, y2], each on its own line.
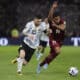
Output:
[55, 47, 61, 54]
[39, 45, 43, 50]
[19, 49, 25, 58]
[23, 60, 28, 66]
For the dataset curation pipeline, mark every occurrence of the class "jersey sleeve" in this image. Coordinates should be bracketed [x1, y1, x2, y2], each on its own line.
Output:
[22, 22, 31, 34]
[40, 22, 48, 32]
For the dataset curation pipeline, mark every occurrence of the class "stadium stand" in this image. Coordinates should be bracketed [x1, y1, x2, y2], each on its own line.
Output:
[0, 0, 80, 37]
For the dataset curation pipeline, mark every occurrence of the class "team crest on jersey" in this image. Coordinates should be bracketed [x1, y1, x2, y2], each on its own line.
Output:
[56, 29, 60, 34]
[32, 30, 36, 34]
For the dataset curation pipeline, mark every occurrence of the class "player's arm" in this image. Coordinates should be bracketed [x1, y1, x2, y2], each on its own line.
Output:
[52, 21, 66, 31]
[41, 23, 50, 36]
[48, 1, 58, 22]
[43, 28, 52, 36]
[22, 23, 30, 36]
[22, 23, 34, 39]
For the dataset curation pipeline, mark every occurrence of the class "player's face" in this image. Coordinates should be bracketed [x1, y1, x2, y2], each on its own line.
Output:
[53, 16, 60, 24]
[34, 18, 42, 26]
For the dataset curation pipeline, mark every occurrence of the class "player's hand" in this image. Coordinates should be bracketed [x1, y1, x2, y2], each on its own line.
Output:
[52, 21, 57, 27]
[52, 1, 58, 8]
[28, 34, 35, 40]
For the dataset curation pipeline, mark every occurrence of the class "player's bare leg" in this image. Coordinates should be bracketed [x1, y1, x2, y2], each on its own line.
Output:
[16, 49, 26, 75]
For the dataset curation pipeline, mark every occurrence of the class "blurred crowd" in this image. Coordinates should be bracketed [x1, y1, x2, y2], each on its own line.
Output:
[0, 0, 80, 37]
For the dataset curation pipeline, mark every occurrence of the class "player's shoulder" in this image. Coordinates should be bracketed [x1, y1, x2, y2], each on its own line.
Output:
[40, 22, 49, 27]
[40, 22, 46, 26]
[25, 21, 34, 28]
[40, 22, 46, 30]
[27, 21, 34, 25]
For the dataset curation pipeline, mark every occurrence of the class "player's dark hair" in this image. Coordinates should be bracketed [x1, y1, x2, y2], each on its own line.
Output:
[53, 0, 58, 4]
[35, 14, 42, 19]
[53, 11, 61, 18]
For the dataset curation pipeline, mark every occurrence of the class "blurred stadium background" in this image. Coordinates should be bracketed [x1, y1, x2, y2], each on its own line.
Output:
[0, 0, 80, 80]
[0, 0, 80, 37]
[0, 0, 80, 45]
[0, 0, 80, 46]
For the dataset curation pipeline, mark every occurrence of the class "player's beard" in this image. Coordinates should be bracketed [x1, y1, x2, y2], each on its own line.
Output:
[35, 23, 40, 27]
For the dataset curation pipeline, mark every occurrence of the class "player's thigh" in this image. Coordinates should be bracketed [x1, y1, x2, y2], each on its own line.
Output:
[23, 59, 28, 65]
[50, 40, 61, 54]
[19, 48, 26, 58]
[18, 42, 27, 58]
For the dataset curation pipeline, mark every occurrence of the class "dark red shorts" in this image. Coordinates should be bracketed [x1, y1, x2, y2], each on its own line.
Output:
[49, 40, 62, 53]
[49, 40, 62, 48]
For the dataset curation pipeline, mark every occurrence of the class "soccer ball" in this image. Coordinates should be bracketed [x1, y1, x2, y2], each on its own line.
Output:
[69, 67, 79, 76]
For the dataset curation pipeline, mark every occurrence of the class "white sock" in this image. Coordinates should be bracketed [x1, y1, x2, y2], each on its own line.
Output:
[43, 63, 48, 69]
[17, 57, 24, 72]
[37, 53, 43, 61]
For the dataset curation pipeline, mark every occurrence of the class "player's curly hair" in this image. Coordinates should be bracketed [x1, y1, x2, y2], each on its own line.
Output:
[35, 13, 42, 19]
[53, 11, 61, 18]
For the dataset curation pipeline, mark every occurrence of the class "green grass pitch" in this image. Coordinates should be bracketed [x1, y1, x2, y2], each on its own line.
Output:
[0, 46, 80, 80]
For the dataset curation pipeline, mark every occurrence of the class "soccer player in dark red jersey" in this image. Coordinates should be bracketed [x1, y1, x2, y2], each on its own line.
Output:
[37, 1, 66, 73]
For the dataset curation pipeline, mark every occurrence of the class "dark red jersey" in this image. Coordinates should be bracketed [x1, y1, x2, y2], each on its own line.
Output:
[49, 19, 65, 43]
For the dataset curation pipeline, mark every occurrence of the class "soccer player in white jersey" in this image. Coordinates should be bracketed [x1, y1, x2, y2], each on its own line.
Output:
[36, 18, 49, 61]
[12, 15, 43, 75]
